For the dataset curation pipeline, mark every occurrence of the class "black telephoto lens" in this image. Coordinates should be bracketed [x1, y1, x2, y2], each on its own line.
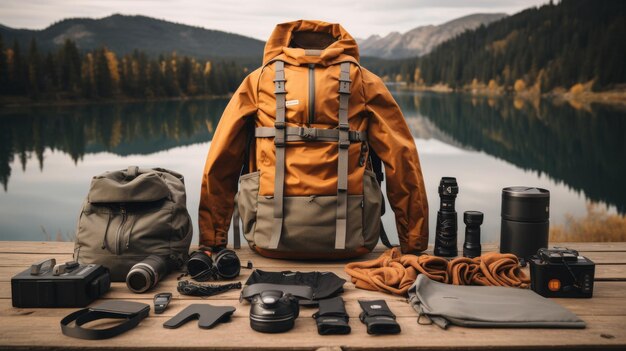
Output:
[126, 255, 171, 293]
[463, 211, 484, 258]
[434, 177, 459, 257]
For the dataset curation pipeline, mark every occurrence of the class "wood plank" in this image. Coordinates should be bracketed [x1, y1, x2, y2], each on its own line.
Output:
[2, 275, 626, 305]
[2, 262, 626, 287]
[1, 241, 625, 255]
[0, 314, 624, 350]
[0, 242, 626, 350]
[2, 291, 626, 319]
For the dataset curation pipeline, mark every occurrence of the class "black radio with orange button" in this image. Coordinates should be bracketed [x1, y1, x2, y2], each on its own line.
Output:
[529, 247, 595, 298]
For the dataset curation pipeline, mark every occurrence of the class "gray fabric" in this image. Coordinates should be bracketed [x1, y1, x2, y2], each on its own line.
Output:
[74, 167, 193, 281]
[235, 171, 259, 247]
[255, 126, 367, 142]
[408, 275, 586, 329]
[335, 62, 351, 250]
[270, 60, 287, 249]
[235, 170, 382, 252]
[88, 169, 169, 203]
[232, 195, 241, 249]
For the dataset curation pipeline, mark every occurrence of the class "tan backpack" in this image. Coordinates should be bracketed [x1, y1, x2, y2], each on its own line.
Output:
[199, 20, 429, 259]
[74, 166, 193, 280]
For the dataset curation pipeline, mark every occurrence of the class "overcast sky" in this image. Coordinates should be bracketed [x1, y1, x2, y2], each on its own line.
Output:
[0, 0, 549, 40]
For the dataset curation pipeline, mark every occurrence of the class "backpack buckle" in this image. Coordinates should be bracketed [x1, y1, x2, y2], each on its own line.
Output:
[299, 127, 318, 140]
[338, 80, 351, 94]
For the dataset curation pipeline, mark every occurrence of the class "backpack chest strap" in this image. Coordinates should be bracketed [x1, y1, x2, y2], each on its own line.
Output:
[255, 126, 366, 143]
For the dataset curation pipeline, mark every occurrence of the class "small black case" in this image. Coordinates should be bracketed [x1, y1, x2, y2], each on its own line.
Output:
[529, 248, 595, 298]
[11, 258, 111, 308]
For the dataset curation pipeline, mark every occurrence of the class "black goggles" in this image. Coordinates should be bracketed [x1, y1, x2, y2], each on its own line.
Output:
[186, 249, 246, 281]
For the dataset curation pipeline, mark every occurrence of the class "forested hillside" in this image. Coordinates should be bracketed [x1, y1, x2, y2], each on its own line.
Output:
[369, 0, 626, 92]
[0, 36, 247, 100]
[0, 14, 264, 60]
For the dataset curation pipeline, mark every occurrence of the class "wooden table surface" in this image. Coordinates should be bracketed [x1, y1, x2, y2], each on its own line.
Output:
[0, 241, 625, 350]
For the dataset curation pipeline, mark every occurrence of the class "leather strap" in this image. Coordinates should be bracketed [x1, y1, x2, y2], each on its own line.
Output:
[269, 61, 287, 249]
[335, 62, 351, 250]
[255, 126, 367, 142]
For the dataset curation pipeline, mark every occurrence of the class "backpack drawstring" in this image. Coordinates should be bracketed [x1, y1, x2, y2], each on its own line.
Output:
[125, 215, 137, 249]
[101, 211, 113, 250]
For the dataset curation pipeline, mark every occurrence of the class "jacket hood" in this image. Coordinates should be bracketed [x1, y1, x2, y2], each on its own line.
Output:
[263, 20, 360, 66]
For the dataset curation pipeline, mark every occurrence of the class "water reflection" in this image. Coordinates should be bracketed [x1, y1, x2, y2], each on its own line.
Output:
[0, 99, 227, 190]
[394, 91, 626, 213]
[0, 92, 625, 241]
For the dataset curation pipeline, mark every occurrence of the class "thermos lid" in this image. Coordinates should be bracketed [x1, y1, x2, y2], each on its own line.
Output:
[501, 186, 550, 222]
[502, 187, 550, 198]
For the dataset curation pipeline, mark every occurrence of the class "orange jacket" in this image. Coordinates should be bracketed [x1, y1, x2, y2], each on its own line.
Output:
[199, 20, 429, 253]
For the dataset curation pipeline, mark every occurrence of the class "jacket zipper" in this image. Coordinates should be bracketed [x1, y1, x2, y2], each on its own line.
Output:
[308, 63, 315, 125]
[115, 206, 127, 255]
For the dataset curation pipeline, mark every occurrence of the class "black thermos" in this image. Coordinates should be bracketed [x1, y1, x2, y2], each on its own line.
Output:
[500, 187, 550, 258]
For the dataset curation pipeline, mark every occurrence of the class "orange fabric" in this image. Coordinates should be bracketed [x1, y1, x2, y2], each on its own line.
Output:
[199, 20, 428, 254]
[345, 249, 530, 296]
[472, 252, 530, 288]
[344, 248, 448, 295]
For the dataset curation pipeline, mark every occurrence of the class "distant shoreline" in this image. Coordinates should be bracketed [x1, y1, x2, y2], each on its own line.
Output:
[2, 87, 625, 109]
[0, 93, 231, 109]
[395, 83, 626, 108]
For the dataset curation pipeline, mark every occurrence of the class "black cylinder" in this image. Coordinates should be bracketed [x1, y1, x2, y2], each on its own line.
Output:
[126, 255, 170, 293]
[434, 177, 459, 257]
[500, 187, 550, 258]
[463, 211, 483, 258]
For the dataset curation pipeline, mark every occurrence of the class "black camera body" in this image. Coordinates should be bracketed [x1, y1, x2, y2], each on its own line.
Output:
[529, 248, 595, 298]
[11, 258, 110, 308]
[249, 290, 300, 333]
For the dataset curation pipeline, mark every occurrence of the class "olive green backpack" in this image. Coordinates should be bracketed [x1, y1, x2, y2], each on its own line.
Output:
[73, 166, 193, 281]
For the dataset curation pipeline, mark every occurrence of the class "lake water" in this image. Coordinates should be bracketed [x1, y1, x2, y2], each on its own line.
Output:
[1, 91, 624, 244]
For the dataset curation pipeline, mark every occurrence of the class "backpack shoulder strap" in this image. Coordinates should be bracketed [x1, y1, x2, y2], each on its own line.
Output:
[335, 62, 351, 250]
[268, 60, 287, 249]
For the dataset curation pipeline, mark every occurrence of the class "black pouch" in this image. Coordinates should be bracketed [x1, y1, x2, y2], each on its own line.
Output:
[313, 297, 351, 335]
[242, 270, 345, 306]
[60, 300, 150, 339]
[358, 300, 401, 335]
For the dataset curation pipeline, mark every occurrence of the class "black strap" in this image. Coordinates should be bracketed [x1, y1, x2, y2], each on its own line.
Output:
[379, 225, 393, 249]
[369, 149, 393, 248]
[241, 283, 314, 302]
[313, 297, 351, 335]
[60, 306, 149, 340]
[358, 300, 401, 335]
[163, 304, 236, 329]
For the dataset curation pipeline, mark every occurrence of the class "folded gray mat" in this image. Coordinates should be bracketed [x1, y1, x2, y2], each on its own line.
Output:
[408, 274, 586, 329]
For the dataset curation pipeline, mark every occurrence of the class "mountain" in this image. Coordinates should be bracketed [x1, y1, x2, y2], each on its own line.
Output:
[358, 13, 507, 59]
[412, 0, 626, 90]
[0, 14, 264, 60]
